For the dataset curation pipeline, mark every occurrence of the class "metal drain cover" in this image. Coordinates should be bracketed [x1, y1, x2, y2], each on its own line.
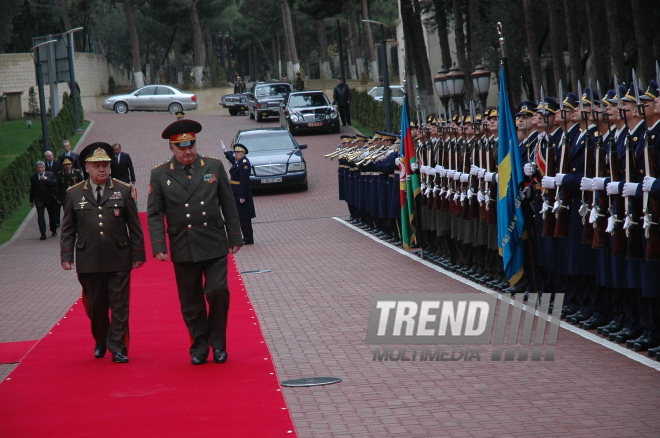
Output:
[280, 377, 342, 387]
[240, 269, 272, 274]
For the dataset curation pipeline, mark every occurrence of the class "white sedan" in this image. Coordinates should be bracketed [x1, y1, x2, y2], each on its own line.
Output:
[102, 85, 198, 114]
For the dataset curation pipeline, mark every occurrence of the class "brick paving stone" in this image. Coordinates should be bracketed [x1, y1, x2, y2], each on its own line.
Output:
[1, 111, 659, 437]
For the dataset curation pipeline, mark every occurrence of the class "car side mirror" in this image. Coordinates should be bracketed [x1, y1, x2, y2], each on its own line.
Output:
[298, 144, 307, 150]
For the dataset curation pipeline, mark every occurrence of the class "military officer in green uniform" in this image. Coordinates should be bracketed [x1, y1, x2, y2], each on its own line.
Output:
[147, 119, 243, 365]
[57, 156, 84, 204]
[60, 142, 146, 363]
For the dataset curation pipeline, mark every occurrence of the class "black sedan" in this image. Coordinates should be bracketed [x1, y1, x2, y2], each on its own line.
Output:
[279, 91, 340, 134]
[232, 128, 308, 191]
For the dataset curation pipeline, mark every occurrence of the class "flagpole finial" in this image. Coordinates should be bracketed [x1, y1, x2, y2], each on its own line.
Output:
[497, 22, 506, 59]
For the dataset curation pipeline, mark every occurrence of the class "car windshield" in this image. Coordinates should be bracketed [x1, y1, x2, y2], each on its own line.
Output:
[369, 87, 403, 98]
[369, 88, 384, 98]
[289, 93, 329, 107]
[256, 84, 291, 97]
[237, 132, 297, 152]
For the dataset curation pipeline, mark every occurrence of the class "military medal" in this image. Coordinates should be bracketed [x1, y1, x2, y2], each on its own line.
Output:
[114, 209, 120, 216]
[78, 197, 88, 208]
[167, 180, 171, 185]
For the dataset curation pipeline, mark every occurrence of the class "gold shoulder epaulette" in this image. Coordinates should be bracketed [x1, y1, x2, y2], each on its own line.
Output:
[153, 161, 169, 169]
[112, 178, 131, 187]
[203, 155, 220, 161]
[67, 180, 85, 191]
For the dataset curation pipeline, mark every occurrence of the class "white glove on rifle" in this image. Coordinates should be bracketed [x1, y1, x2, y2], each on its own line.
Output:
[395, 157, 401, 166]
[643, 176, 656, 192]
[439, 169, 447, 177]
[580, 177, 594, 192]
[411, 162, 419, 172]
[460, 173, 469, 183]
[470, 164, 481, 176]
[589, 206, 599, 223]
[435, 165, 444, 173]
[419, 165, 427, 175]
[622, 182, 639, 197]
[592, 177, 607, 190]
[477, 168, 486, 179]
[555, 173, 566, 186]
[453, 172, 461, 181]
[541, 176, 556, 189]
[427, 167, 436, 176]
[606, 181, 620, 195]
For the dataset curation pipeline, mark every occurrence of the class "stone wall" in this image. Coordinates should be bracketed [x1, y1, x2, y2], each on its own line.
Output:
[0, 52, 130, 118]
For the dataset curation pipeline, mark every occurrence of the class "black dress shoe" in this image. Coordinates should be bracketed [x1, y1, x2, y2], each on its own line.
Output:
[111, 352, 129, 363]
[597, 321, 620, 335]
[213, 349, 228, 363]
[502, 286, 524, 295]
[567, 312, 591, 325]
[581, 318, 610, 331]
[625, 334, 646, 348]
[52, 231, 57, 237]
[94, 346, 106, 358]
[633, 338, 660, 352]
[40, 235, 47, 240]
[191, 353, 207, 365]
[243, 240, 254, 245]
[560, 306, 577, 319]
[393, 240, 403, 247]
[611, 328, 637, 343]
[647, 345, 660, 357]
[380, 234, 393, 240]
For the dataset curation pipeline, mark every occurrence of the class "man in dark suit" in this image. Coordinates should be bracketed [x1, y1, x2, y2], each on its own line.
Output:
[333, 77, 352, 126]
[147, 119, 243, 365]
[43, 150, 62, 174]
[110, 143, 137, 185]
[29, 161, 58, 240]
[57, 139, 81, 170]
[60, 142, 145, 363]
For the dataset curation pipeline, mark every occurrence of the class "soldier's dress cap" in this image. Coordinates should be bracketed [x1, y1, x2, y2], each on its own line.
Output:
[61, 156, 73, 165]
[355, 134, 368, 141]
[487, 107, 499, 118]
[580, 88, 600, 106]
[622, 82, 641, 102]
[516, 100, 536, 116]
[340, 134, 354, 140]
[562, 92, 580, 110]
[175, 111, 185, 119]
[536, 97, 560, 114]
[641, 80, 659, 101]
[233, 143, 249, 154]
[602, 89, 617, 106]
[161, 119, 202, 146]
[381, 132, 397, 141]
[80, 142, 113, 163]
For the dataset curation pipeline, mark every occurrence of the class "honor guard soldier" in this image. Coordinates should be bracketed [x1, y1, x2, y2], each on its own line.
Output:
[60, 142, 146, 363]
[147, 119, 243, 365]
[223, 143, 256, 244]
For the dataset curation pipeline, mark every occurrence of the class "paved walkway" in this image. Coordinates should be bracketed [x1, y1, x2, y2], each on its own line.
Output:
[1, 110, 659, 437]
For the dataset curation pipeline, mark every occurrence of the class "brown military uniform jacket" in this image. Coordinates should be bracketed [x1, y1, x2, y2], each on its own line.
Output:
[147, 155, 243, 262]
[60, 178, 146, 273]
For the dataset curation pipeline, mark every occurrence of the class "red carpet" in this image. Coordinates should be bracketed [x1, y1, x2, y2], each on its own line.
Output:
[0, 340, 38, 364]
[0, 214, 296, 437]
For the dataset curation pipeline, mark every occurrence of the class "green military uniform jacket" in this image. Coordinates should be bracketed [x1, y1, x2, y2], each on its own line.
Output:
[147, 154, 243, 262]
[60, 178, 146, 273]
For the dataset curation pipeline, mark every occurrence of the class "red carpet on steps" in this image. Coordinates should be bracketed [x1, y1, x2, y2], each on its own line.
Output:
[0, 214, 296, 437]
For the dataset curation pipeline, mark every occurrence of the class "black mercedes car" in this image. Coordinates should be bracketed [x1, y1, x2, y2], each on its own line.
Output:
[279, 90, 340, 134]
[246, 82, 293, 122]
[231, 128, 308, 191]
[220, 92, 248, 116]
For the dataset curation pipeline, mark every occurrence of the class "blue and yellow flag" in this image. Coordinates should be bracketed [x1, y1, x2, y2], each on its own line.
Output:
[399, 97, 421, 250]
[497, 65, 525, 285]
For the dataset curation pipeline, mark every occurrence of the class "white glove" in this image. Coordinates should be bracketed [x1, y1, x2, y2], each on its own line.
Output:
[540, 200, 550, 214]
[427, 167, 436, 176]
[460, 192, 466, 202]
[477, 191, 485, 203]
[453, 172, 461, 181]
[221, 140, 227, 152]
[580, 177, 594, 192]
[421, 182, 427, 192]
[555, 173, 565, 186]
[523, 163, 534, 177]
[467, 188, 475, 198]
[460, 173, 469, 183]
[541, 176, 556, 189]
[622, 182, 639, 197]
[495, 173, 499, 183]
[552, 200, 560, 213]
[470, 164, 481, 176]
[419, 165, 427, 174]
[592, 177, 607, 191]
[606, 216, 615, 233]
[423, 186, 431, 196]
[395, 157, 401, 166]
[606, 181, 620, 195]
[623, 215, 631, 230]
[477, 168, 486, 178]
[520, 186, 531, 199]
[643, 176, 656, 192]
[484, 172, 494, 182]
[439, 169, 447, 177]
[589, 206, 599, 223]
[435, 165, 444, 173]
[411, 162, 419, 172]
[439, 187, 446, 197]
[453, 193, 460, 201]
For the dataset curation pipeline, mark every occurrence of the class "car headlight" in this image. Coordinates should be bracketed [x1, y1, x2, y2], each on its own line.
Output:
[288, 161, 306, 172]
[290, 113, 302, 122]
[330, 111, 338, 119]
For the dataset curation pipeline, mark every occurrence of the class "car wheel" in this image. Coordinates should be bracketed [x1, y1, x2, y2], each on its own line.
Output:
[255, 111, 263, 122]
[229, 108, 238, 116]
[249, 108, 255, 119]
[299, 181, 308, 191]
[114, 102, 128, 114]
[169, 103, 183, 114]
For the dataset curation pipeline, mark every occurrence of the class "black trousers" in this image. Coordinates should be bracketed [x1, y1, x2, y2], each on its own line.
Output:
[338, 105, 351, 125]
[173, 256, 229, 356]
[78, 271, 131, 354]
[35, 199, 58, 236]
[240, 219, 254, 244]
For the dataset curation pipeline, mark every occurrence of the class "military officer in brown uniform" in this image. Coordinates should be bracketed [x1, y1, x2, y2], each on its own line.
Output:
[60, 142, 146, 363]
[57, 156, 84, 205]
[147, 119, 243, 365]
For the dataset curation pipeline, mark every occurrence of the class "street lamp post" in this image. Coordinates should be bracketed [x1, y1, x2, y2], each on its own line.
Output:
[63, 27, 84, 134]
[362, 19, 392, 133]
[444, 64, 465, 114]
[434, 67, 450, 117]
[31, 39, 57, 152]
[471, 64, 492, 112]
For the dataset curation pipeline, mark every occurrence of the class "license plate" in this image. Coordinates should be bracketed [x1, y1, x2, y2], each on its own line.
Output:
[261, 177, 282, 184]
[308, 122, 323, 127]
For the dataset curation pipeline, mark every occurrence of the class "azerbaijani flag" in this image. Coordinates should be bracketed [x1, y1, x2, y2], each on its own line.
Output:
[399, 97, 421, 250]
[497, 64, 525, 285]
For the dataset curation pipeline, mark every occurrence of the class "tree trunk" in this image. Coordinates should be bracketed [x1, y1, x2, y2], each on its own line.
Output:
[281, 0, 299, 78]
[174, 40, 183, 85]
[630, 0, 653, 80]
[316, 20, 332, 80]
[361, 0, 379, 82]
[57, 0, 72, 32]
[584, 0, 607, 87]
[431, 0, 453, 69]
[563, 0, 581, 91]
[605, 0, 624, 82]
[272, 30, 279, 80]
[123, 0, 144, 88]
[468, 0, 480, 66]
[451, 0, 471, 100]
[400, 0, 435, 111]
[188, 0, 205, 88]
[345, 1, 362, 80]
[547, 0, 566, 90]
[522, 0, 542, 99]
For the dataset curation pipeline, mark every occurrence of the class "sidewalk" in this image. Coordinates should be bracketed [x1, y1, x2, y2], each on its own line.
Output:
[1, 111, 659, 437]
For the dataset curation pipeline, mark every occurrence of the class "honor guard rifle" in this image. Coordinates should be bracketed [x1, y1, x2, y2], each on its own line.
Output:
[541, 83, 556, 237]
[624, 69, 643, 259]
[592, 80, 610, 249]
[554, 80, 577, 238]
[609, 76, 627, 256]
[580, 83, 596, 244]
[645, 65, 660, 259]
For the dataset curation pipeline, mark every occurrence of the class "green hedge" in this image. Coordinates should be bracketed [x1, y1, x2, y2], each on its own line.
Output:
[0, 96, 82, 228]
[350, 90, 402, 134]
